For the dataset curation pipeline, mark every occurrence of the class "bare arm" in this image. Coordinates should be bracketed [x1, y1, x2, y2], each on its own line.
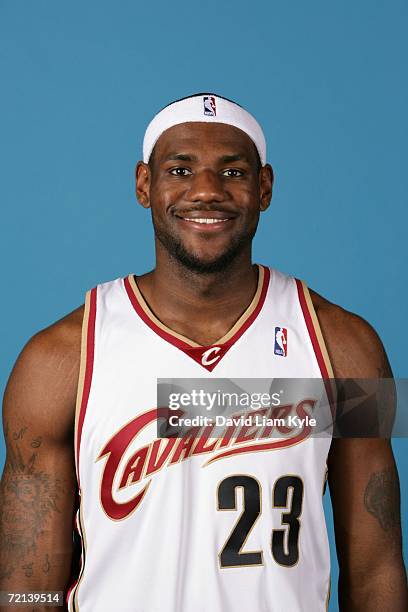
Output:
[312, 290, 407, 611]
[328, 438, 405, 611]
[0, 307, 83, 611]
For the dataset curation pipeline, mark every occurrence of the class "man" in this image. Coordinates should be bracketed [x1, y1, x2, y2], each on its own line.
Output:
[0, 93, 406, 611]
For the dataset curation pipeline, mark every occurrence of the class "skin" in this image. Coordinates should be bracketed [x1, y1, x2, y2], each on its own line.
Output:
[0, 121, 406, 611]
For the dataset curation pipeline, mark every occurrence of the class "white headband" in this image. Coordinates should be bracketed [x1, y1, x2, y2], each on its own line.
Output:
[143, 94, 266, 166]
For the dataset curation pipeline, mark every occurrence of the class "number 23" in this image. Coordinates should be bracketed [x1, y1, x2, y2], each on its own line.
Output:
[217, 474, 304, 568]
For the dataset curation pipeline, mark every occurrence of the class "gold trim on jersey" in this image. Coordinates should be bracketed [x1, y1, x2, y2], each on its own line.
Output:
[299, 280, 335, 378]
[322, 464, 329, 496]
[326, 574, 331, 610]
[127, 264, 265, 347]
[71, 290, 92, 611]
[74, 291, 91, 484]
[72, 496, 88, 612]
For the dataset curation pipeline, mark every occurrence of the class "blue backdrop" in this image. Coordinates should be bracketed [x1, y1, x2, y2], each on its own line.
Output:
[1, 2, 406, 609]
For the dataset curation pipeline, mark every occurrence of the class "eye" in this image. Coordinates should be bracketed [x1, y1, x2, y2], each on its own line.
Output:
[221, 168, 245, 178]
[169, 167, 192, 177]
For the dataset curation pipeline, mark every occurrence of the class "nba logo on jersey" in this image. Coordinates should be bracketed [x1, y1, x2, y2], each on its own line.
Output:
[274, 326, 288, 356]
[203, 95, 216, 116]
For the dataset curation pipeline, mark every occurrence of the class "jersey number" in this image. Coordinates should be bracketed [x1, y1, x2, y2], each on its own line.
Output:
[217, 475, 303, 568]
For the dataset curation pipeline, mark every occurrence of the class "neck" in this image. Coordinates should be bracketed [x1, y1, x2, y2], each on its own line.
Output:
[136, 245, 259, 346]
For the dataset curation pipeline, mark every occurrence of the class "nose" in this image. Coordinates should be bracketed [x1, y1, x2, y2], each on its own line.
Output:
[185, 169, 226, 204]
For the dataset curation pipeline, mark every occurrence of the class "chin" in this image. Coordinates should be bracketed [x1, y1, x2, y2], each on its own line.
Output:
[156, 226, 252, 274]
[173, 249, 240, 274]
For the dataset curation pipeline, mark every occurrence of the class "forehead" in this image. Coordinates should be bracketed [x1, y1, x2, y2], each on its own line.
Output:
[152, 122, 259, 161]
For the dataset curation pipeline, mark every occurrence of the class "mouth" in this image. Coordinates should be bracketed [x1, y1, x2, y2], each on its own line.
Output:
[174, 210, 236, 231]
[182, 217, 230, 225]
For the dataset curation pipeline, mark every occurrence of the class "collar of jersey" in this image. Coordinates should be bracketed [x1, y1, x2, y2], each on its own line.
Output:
[124, 263, 270, 353]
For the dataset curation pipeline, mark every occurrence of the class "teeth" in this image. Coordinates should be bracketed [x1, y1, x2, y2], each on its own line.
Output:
[182, 218, 229, 224]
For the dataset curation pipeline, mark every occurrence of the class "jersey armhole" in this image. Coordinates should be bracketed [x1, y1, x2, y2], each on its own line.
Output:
[295, 279, 334, 379]
[74, 287, 97, 488]
[295, 278, 337, 442]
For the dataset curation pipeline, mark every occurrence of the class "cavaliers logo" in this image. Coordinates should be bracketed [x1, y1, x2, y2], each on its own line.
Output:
[97, 401, 316, 521]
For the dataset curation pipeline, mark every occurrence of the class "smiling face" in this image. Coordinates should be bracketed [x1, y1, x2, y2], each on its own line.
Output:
[136, 122, 273, 273]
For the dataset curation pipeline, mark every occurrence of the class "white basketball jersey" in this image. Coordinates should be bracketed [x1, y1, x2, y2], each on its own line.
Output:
[68, 264, 334, 612]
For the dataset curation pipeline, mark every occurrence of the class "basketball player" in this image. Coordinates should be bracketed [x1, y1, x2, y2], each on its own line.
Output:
[0, 93, 406, 611]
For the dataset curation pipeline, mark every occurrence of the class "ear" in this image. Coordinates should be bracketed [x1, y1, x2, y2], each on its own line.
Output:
[136, 161, 151, 209]
[259, 164, 274, 211]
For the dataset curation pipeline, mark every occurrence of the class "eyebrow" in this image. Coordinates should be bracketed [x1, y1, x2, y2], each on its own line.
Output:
[163, 153, 198, 162]
[162, 153, 251, 164]
[220, 154, 250, 164]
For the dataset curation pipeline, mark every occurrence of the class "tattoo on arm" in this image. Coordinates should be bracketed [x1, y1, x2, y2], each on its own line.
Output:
[364, 467, 400, 531]
[31, 437, 43, 449]
[22, 561, 34, 577]
[12, 427, 27, 441]
[0, 423, 63, 581]
[42, 554, 51, 574]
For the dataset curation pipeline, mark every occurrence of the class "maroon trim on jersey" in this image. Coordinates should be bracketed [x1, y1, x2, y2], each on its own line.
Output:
[295, 279, 330, 379]
[66, 575, 78, 610]
[76, 287, 97, 487]
[124, 266, 271, 372]
[295, 279, 337, 415]
[224, 266, 270, 346]
[124, 276, 193, 351]
[66, 509, 82, 610]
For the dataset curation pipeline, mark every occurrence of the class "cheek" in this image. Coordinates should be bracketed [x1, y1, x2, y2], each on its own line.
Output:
[236, 195, 262, 218]
[150, 181, 182, 213]
[230, 181, 260, 206]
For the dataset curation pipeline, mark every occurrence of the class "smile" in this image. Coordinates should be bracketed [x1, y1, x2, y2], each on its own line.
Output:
[181, 218, 230, 224]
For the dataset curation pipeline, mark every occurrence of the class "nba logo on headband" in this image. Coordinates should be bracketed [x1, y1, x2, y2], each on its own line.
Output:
[203, 95, 216, 116]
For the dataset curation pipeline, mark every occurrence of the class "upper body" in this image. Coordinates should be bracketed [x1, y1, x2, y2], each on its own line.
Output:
[1, 94, 406, 611]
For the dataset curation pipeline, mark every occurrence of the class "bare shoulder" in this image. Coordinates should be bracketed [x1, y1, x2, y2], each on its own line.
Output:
[309, 288, 391, 378]
[24, 305, 84, 365]
[3, 305, 85, 445]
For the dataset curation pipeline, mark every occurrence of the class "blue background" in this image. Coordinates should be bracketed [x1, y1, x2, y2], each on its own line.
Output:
[1, 1, 407, 608]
